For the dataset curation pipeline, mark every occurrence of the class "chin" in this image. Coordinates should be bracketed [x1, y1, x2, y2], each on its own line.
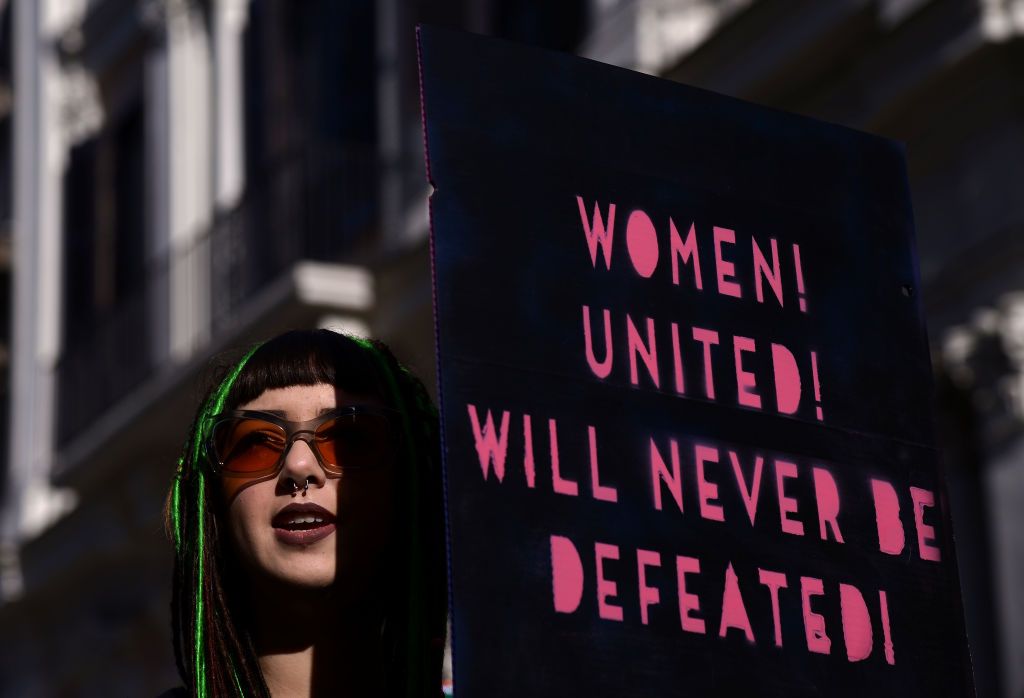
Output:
[266, 559, 337, 590]
[280, 571, 336, 589]
[268, 545, 336, 585]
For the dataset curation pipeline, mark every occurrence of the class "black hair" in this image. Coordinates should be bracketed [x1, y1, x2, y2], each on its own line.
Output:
[166, 329, 447, 697]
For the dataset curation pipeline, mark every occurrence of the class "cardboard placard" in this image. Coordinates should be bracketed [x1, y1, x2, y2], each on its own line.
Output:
[419, 26, 974, 698]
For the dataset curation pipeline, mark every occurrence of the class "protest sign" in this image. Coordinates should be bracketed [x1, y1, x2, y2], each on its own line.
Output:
[418, 25, 975, 697]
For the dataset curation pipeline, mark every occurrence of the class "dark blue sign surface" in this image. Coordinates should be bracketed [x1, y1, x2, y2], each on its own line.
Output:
[419, 25, 974, 698]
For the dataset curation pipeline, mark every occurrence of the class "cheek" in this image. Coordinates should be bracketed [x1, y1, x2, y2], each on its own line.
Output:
[226, 485, 273, 567]
[336, 472, 396, 571]
[345, 471, 395, 531]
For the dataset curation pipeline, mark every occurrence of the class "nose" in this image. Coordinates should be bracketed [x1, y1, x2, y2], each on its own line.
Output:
[277, 436, 326, 493]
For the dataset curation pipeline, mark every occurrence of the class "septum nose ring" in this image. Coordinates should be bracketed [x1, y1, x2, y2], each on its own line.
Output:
[289, 476, 312, 494]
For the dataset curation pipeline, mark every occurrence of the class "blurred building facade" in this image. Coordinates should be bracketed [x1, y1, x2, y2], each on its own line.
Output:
[0, 0, 1021, 696]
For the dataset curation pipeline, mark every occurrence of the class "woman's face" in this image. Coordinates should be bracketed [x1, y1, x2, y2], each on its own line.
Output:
[224, 383, 396, 594]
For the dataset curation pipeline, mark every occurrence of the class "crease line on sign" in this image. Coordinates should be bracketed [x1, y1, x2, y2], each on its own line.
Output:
[415, 25, 436, 192]
[441, 353, 937, 452]
[416, 25, 458, 684]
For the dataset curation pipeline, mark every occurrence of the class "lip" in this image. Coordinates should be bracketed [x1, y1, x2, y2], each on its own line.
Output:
[272, 502, 337, 547]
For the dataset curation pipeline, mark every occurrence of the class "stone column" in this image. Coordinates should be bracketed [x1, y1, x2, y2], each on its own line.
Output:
[942, 294, 1024, 698]
[2, 0, 78, 600]
[213, 0, 248, 211]
[143, 0, 213, 363]
[376, 0, 404, 246]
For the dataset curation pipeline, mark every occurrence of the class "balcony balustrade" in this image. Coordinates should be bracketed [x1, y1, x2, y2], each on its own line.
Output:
[56, 143, 382, 446]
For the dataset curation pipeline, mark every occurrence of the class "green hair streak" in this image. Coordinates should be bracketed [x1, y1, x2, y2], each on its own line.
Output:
[171, 457, 184, 555]
[176, 342, 264, 698]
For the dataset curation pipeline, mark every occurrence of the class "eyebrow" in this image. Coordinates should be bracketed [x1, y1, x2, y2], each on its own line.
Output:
[259, 406, 336, 418]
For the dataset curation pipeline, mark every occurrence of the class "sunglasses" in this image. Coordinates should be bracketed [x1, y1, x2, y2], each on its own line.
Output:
[206, 405, 400, 479]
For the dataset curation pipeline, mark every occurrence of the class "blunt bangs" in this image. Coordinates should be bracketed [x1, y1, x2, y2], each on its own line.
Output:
[223, 329, 387, 412]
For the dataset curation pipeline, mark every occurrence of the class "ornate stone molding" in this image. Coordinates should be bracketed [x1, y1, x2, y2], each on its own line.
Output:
[942, 290, 1024, 445]
[58, 63, 103, 145]
[982, 0, 1024, 41]
[582, 0, 752, 74]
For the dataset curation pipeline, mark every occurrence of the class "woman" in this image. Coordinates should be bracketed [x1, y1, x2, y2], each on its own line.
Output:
[164, 329, 447, 697]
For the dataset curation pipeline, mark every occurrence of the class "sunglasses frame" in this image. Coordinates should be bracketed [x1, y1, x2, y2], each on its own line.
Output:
[205, 404, 401, 479]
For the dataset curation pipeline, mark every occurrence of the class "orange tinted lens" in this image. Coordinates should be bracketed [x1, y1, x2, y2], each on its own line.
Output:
[213, 418, 286, 474]
[314, 413, 391, 469]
